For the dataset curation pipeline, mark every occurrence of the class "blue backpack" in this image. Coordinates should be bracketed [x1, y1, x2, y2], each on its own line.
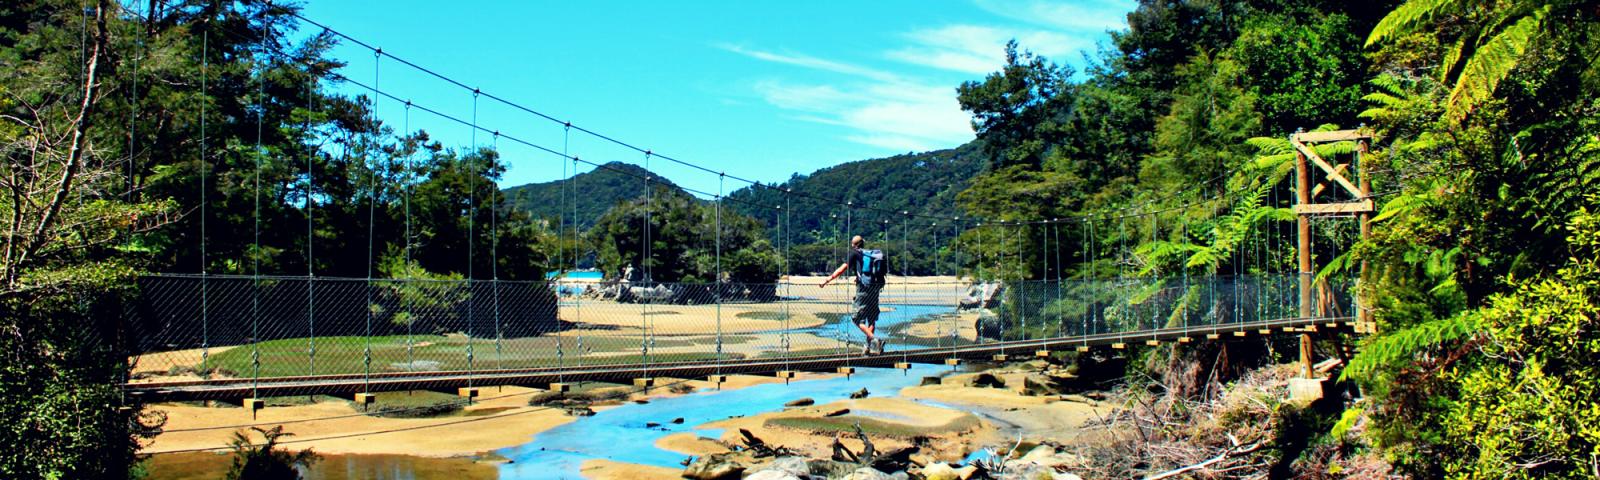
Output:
[857, 249, 887, 287]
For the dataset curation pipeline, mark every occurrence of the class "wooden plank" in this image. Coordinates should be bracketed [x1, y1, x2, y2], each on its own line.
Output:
[1293, 130, 1368, 143]
[1292, 140, 1363, 197]
[1311, 163, 1350, 197]
[1293, 200, 1375, 215]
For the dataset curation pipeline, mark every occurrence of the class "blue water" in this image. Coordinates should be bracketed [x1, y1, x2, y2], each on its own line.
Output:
[803, 304, 958, 350]
[547, 270, 605, 280]
[495, 364, 944, 479]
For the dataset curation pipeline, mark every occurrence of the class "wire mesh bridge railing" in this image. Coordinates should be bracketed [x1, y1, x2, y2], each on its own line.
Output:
[124, 273, 1356, 401]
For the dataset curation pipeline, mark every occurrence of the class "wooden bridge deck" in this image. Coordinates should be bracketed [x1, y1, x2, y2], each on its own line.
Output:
[124, 316, 1353, 402]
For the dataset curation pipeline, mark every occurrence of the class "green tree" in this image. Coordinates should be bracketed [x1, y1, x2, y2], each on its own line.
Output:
[224, 426, 320, 480]
[587, 186, 779, 285]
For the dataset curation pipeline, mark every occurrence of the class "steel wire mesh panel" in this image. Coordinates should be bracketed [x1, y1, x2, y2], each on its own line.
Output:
[125, 273, 1351, 392]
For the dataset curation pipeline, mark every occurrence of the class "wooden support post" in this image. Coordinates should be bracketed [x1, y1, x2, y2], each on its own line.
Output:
[548, 383, 572, 393]
[632, 378, 655, 388]
[457, 387, 479, 399]
[1357, 136, 1375, 330]
[243, 398, 264, 412]
[1035, 350, 1052, 358]
[1111, 343, 1126, 350]
[894, 362, 913, 370]
[944, 358, 963, 366]
[775, 370, 797, 380]
[705, 375, 727, 385]
[991, 354, 1009, 362]
[1178, 336, 1194, 343]
[354, 393, 375, 405]
[1233, 330, 1248, 337]
[1296, 133, 1315, 321]
[1144, 339, 1161, 346]
[1075, 345, 1090, 353]
[1299, 334, 1314, 378]
[835, 367, 856, 376]
[1206, 333, 1222, 340]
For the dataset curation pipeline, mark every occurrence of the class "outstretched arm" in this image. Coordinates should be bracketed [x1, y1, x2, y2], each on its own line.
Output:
[820, 262, 849, 287]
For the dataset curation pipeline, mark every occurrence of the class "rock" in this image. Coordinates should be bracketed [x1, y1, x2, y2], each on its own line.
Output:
[1022, 374, 1058, 396]
[672, 417, 685, 424]
[744, 470, 802, 480]
[996, 463, 1055, 480]
[646, 422, 661, 428]
[921, 463, 966, 480]
[824, 408, 850, 417]
[763, 457, 811, 477]
[682, 453, 745, 480]
[565, 406, 595, 416]
[970, 373, 1006, 388]
[807, 459, 860, 479]
[633, 399, 650, 404]
[784, 397, 815, 407]
[1020, 445, 1058, 463]
[920, 376, 943, 386]
[850, 388, 870, 399]
[841, 467, 894, 480]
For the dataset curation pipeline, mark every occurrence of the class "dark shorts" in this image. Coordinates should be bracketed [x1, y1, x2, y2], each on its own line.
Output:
[852, 286, 881, 327]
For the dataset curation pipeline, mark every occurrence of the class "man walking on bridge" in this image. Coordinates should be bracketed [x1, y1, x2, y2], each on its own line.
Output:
[821, 236, 888, 355]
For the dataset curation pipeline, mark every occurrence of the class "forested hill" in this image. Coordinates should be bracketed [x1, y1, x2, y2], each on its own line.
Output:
[726, 142, 985, 274]
[502, 161, 689, 229]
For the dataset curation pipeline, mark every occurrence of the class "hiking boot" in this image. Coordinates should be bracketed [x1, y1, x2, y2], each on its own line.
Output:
[862, 340, 874, 356]
[873, 338, 887, 354]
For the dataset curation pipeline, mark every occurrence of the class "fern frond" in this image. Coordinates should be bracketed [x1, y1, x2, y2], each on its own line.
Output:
[1447, 7, 1547, 120]
[1343, 313, 1481, 381]
[1367, 0, 1468, 47]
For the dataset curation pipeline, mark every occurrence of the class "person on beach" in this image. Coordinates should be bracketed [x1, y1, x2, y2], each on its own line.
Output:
[821, 236, 888, 355]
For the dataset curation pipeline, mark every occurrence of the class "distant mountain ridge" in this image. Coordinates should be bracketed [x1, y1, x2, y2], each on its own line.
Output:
[502, 161, 689, 229]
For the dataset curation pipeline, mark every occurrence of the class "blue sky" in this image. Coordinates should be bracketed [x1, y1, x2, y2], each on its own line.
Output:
[300, 0, 1136, 196]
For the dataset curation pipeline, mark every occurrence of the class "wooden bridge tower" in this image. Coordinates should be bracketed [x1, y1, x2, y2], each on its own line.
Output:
[1292, 128, 1376, 377]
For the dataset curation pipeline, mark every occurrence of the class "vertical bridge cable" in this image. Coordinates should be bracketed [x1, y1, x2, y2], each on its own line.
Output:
[491, 132, 502, 375]
[250, 31, 267, 402]
[362, 49, 380, 398]
[714, 174, 724, 385]
[1150, 213, 1159, 332]
[641, 151, 653, 383]
[1081, 219, 1090, 347]
[403, 101, 414, 378]
[305, 65, 317, 378]
[557, 126, 571, 381]
[466, 90, 479, 393]
[1054, 220, 1063, 340]
[950, 219, 961, 366]
[198, 28, 210, 374]
[900, 212, 909, 364]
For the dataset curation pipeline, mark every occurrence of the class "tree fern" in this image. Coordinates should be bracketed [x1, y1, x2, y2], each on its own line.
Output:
[1343, 312, 1481, 381]
[1447, 6, 1548, 120]
[1366, 0, 1466, 47]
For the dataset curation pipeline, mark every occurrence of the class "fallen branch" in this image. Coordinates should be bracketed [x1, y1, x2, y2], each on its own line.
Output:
[1143, 441, 1266, 480]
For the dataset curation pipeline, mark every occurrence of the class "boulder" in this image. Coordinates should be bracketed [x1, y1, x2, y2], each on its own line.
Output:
[850, 388, 870, 399]
[784, 397, 815, 407]
[744, 470, 802, 480]
[841, 467, 894, 480]
[762, 456, 811, 477]
[807, 459, 860, 479]
[824, 408, 851, 417]
[995, 463, 1055, 480]
[928, 460, 960, 480]
[969, 373, 1006, 388]
[682, 453, 745, 480]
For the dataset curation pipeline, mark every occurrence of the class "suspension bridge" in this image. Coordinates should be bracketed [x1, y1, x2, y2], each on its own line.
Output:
[118, 7, 1380, 408]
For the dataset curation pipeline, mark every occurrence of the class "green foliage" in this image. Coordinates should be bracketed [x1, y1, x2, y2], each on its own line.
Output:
[587, 186, 779, 284]
[503, 161, 685, 231]
[224, 426, 319, 480]
[726, 144, 985, 276]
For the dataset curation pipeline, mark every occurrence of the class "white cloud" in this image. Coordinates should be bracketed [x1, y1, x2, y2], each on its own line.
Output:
[887, 24, 1088, 74]
[714, 1, 1138, 152]
[727, 50, 975, 152]
[973, 0, 1136, 33]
